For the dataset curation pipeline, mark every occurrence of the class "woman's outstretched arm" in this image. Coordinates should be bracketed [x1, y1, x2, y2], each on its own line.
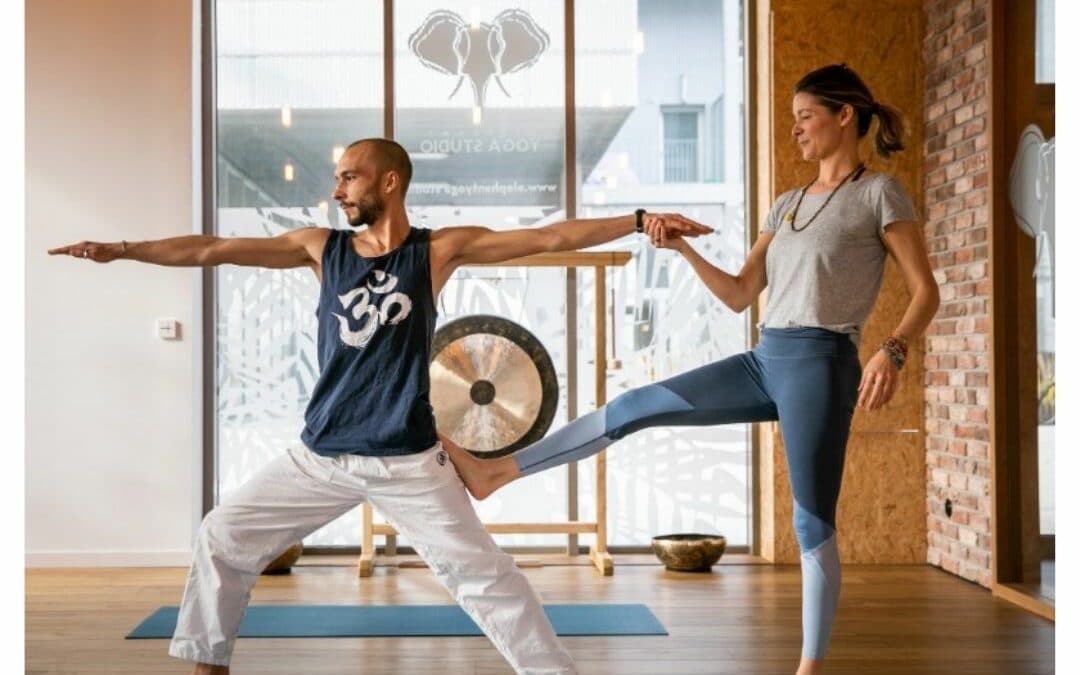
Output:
[645, 214, 773, 313]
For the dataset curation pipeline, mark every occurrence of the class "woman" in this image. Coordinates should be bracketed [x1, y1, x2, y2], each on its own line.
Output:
[444, 64, 940, 675]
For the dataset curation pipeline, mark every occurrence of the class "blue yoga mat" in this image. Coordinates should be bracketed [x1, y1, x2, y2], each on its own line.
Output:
[127, 604, 667, 639]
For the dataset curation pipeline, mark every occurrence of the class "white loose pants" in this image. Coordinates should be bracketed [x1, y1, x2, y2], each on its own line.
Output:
[168, 443, 577, 674]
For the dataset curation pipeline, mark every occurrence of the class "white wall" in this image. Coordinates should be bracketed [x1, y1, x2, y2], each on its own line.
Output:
[26, 0, 198, 566]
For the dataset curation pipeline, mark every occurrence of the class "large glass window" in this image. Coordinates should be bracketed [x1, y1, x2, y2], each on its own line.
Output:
[214, 0, 384, 546]
[212, 0, 748, 549]
[574, 0, 749, 547]
[395, 0, 570, 548]
[1034, 0, 1055, 538]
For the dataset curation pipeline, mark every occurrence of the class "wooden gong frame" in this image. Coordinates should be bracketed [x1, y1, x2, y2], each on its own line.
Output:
[359, 250, 631, 577]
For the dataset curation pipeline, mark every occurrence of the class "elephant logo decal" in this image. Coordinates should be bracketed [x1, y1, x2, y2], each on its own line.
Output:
[333, 270, 413, 349]
[408, 9, 550, 111]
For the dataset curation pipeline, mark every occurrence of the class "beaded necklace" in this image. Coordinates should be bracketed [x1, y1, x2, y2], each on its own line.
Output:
[783, 163, 866, 232]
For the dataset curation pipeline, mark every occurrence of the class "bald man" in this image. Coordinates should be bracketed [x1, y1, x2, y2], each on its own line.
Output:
[49, 138, 710, 675]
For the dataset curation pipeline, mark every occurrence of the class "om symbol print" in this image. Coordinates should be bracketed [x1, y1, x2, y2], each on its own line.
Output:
[333, 270, 413, 349]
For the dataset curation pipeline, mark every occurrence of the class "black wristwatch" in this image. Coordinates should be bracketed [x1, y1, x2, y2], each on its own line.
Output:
[634, 208, 646, 233]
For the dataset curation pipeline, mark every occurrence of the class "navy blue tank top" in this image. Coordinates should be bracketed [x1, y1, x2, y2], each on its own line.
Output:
[301, 227, 438, 456]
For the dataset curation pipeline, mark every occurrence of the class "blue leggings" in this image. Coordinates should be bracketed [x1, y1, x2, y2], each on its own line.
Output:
[514, 327, 862, 660]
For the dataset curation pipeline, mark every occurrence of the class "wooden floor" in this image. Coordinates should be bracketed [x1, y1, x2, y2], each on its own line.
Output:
[26, 555, 1054, 675]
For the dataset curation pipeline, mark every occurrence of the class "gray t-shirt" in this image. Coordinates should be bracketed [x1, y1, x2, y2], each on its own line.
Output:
[759, 172, 917, 344]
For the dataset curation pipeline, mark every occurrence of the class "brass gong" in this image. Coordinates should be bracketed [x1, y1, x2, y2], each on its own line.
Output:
[430, 315, 558, 458]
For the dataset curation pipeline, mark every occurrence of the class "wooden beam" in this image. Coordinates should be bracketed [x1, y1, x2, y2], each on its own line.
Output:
[372, 522, 600, 536]
[473, 251, 632, 268]
[359, 502, 375, 577]
[992, 583, 1055, 622]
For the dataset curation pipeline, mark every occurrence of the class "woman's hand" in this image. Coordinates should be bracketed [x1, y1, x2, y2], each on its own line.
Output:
[643, 214, 703, 252]
[857, 349, 900, 411]
[647, 227, 689, 252]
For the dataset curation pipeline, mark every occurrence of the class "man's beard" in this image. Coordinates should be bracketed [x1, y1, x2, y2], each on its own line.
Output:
[345, 197, 383, 227]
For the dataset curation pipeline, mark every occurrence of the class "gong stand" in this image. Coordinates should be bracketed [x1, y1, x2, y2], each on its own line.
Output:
[359, 250, 632, 577]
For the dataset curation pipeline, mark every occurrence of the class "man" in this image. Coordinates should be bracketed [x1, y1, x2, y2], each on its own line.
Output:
[48, 138, 710, 675]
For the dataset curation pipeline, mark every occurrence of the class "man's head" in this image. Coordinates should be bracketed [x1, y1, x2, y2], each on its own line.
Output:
[331, 138, 413, 227]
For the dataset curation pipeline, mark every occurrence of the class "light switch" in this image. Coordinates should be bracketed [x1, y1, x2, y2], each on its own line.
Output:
[156, 318, 180, 340]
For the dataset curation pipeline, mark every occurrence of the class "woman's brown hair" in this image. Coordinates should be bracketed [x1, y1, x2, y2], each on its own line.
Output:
[795, 64, 905, 158]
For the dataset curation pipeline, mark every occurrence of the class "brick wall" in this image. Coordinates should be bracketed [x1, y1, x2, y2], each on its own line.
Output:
[922, 0, 992, 587]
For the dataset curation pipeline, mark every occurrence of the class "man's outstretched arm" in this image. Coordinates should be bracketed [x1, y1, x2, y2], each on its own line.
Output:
[48, 227, 331, 271]
[431, 212, 712, 270]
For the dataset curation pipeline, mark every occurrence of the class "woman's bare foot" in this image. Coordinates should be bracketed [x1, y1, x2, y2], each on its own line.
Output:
[795, 657, 823, 675]
[191, 664, 228, 675]
[439, 434, 521, 500]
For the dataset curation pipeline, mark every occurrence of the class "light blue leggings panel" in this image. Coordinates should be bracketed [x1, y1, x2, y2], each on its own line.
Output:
[511, 327, 861, 660]
[800, 516, 841, 660]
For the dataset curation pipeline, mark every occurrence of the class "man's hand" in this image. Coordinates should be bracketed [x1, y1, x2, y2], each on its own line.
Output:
[643, 213, 712, 251]
[48, 241, 124, 263]
[47, 229, 329, 270]
[644, 213, 713, 238]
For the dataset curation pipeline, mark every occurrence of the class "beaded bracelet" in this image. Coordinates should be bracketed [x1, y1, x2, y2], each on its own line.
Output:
[879, 335, 908, 370]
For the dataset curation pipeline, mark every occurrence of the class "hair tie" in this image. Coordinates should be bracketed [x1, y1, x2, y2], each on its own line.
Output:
[870, 101, 881, 114]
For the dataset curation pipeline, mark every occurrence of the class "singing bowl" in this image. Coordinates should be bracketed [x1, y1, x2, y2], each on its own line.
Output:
[430, 315, 558, 458]
[651, 533, 727, 572]
[262, 542, 303, 575]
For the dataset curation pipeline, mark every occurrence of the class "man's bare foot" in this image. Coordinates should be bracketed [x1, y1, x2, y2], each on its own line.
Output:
[191, 664, 228, 675]
[439, 434, 520, 500]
